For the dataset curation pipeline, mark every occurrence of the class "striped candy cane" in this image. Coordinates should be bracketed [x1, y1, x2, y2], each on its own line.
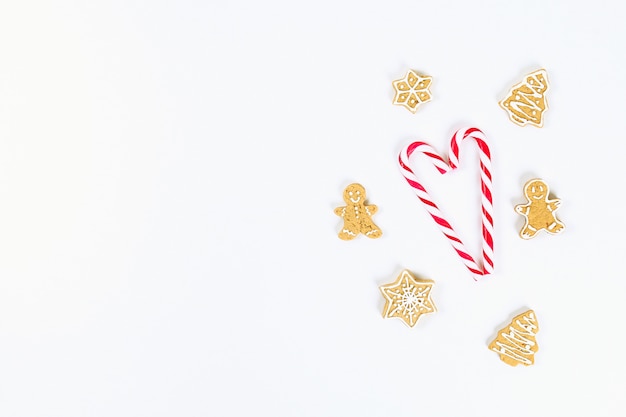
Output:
[398, 127, 494, 279]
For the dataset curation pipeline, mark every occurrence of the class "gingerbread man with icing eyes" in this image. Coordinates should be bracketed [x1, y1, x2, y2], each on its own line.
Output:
[334, 183, 382, 240]
[515, 179, 565, 239]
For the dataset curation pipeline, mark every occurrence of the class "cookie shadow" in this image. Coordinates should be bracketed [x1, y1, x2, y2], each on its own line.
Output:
[512, 172, 541, 232]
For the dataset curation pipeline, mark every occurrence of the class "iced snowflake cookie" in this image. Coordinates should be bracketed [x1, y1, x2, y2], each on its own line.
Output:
[392, 70, 433, 113]
[379, 270, 436, 328]
[489, 310, 539, 367]
[515, 179, 564, 239]
[334, 183, 382, 240]
[500, 69, 549, 127]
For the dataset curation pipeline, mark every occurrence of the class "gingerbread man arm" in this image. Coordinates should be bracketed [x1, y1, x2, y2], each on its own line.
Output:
[365, 204, 378, 215]
[515, 204, 530, 215]
[334, 206, 346, 217]
[547, 199, 561, 212]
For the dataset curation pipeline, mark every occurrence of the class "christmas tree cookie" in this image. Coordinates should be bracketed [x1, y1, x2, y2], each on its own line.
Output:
[500, 69, 549, 127]
[489, 310, 539, 366]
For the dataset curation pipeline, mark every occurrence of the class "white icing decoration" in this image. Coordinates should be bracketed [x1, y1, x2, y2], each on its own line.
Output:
[491, 312, 538, 365]
[506, 72, 547, 117]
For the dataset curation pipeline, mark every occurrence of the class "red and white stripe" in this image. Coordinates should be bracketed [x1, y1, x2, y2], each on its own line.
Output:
[398, 127, 494, 279]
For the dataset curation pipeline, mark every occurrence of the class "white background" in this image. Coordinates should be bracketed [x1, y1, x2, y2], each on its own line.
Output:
[1, 1, 625, 416]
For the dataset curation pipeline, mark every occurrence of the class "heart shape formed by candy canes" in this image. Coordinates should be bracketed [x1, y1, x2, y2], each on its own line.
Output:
[398, 127, 494, 279]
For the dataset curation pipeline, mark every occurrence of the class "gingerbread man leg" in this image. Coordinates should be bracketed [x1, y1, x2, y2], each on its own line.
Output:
[547, 219, 565, 234]
[338, 219, 360, 240]
[360, 220, 382, 239]
[520, 224, 538, 239]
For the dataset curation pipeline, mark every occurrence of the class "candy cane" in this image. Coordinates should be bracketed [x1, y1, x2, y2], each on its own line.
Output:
[398, 127, 494, 279]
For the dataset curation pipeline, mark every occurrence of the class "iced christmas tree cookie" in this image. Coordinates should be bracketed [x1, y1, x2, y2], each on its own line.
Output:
[500, 69, 549, 127]
[489, 310, 539, 367]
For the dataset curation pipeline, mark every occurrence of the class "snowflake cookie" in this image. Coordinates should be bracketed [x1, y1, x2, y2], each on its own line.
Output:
[392, 70, 433, 113]
[334, 183, 382, 240]
[489, 310, 539, 367]
[379, 270, 436, 328]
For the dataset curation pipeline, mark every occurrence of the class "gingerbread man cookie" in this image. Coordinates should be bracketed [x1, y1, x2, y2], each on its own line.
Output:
[515, 179, 564, 239]
[334, 183, 382, 240]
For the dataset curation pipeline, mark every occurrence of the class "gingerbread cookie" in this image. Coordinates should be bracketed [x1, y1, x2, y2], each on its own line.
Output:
[500, 69, 549, 127]
[379, 270, 436, 328]
[515, 179, 564, 239]
[334, 183, 382, 240]
[392, 70, 433, 113]
[489, 310, 539, 367]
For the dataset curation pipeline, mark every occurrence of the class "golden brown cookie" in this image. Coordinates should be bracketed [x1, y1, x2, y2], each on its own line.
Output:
[379, 270, 436, 328]
[334, 183, 382, 240]
[489, 310, 539, 366]
[392, 70, 433, 113]
[515, 179, 564, 239]
[500, 69, 549, 127]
